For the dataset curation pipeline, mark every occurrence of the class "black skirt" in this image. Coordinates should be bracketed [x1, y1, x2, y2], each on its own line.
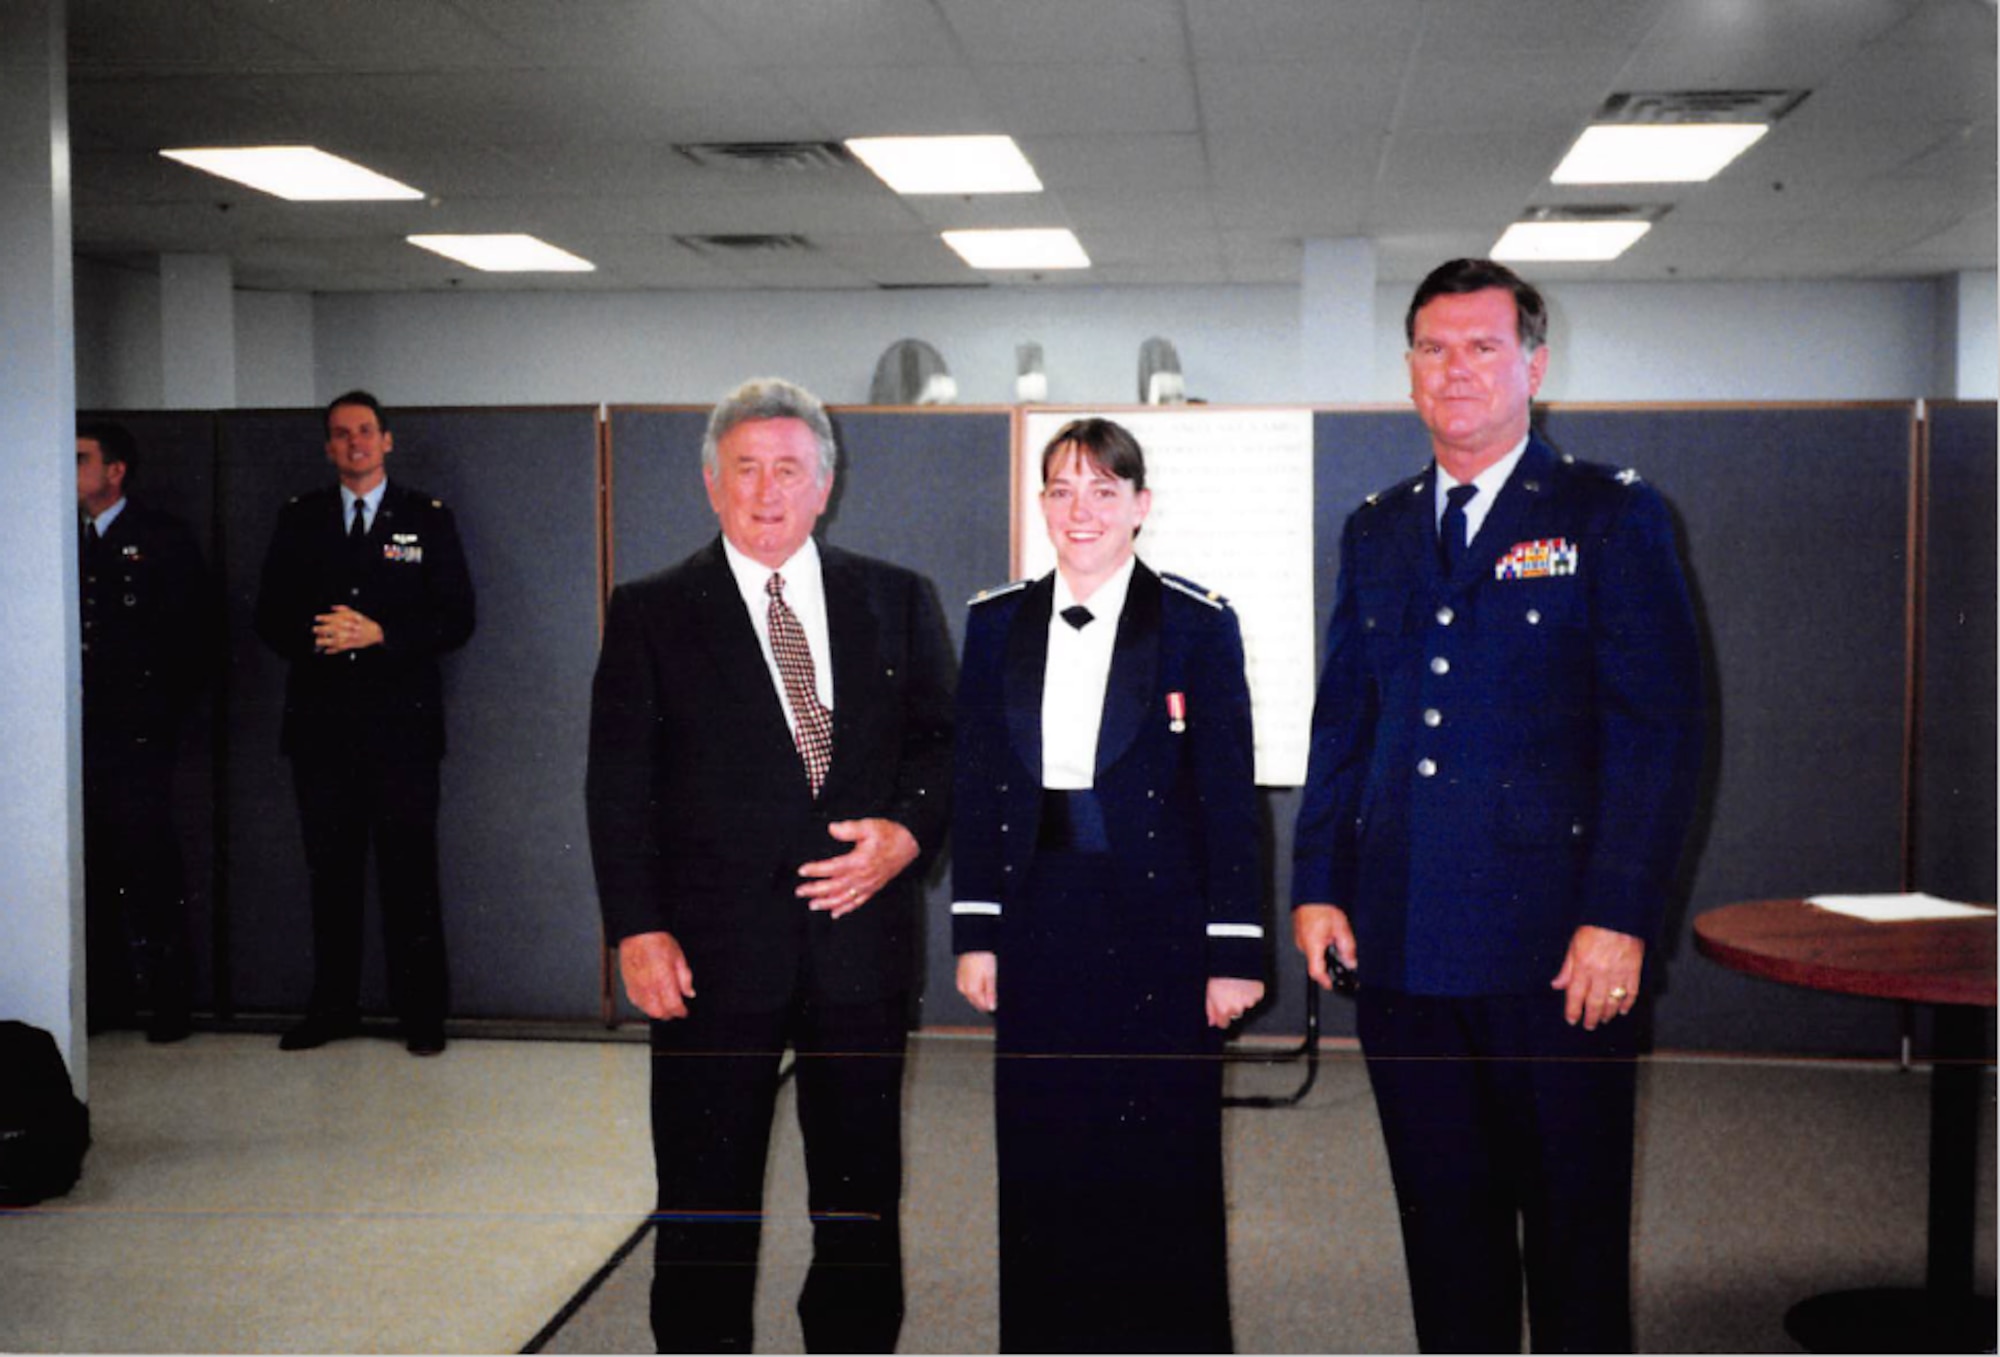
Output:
[993, 847, 1232, 1354]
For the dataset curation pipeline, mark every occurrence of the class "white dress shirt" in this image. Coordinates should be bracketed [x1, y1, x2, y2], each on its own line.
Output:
[340, 478, 389, 535]
[1435, 436, 1529, 551]
[721, 534, 834, 732]
[1040, 557, 1136, 790]
[88, 497, 128, 536]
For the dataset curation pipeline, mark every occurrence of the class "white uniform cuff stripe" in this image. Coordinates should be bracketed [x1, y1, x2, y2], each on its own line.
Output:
[1207, 923, 1264, 938]
[952, 901, 1003, 916]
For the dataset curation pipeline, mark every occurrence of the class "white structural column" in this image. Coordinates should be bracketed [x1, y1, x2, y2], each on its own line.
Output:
[1942, 271, 1998, 400]
[1298, 237, 1378, 404]
[0, 0, 84, 1091]
[160, 252, 236, 408]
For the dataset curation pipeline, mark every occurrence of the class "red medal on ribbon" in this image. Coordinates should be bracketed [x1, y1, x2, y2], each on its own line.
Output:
[1166, 691, 1187, 733]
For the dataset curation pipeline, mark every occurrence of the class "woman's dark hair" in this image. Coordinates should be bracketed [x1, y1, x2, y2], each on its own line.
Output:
[1039, 417, 1147, 491]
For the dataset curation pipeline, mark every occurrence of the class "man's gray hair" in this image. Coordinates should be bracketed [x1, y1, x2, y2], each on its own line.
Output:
[701, 377, 838, 483]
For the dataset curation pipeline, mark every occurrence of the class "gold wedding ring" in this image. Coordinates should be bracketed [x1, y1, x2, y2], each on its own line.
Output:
[1609, 986, 1629, 1001]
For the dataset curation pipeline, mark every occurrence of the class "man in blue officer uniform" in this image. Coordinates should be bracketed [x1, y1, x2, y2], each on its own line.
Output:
[77, 421, 212, 1042]
[255, 391, 476, 1056]
[1293, 259, 1704, 1353]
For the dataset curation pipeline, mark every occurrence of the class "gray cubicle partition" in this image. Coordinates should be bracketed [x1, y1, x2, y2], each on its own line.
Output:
[75, 399, 1987, 1057]
[1917, 402, 1998, 908]
[1263, 406, 1927, 1057]
[605, 405, 1017, 1025]
[218, 407, 603, 1021]
[1540, 405, 1920, 1055]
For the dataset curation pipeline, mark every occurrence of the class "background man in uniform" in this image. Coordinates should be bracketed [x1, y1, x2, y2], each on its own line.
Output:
[586, 377, 954, 1353]
[254, 391, 475, 1056]
[1293, 259, 1704, 1353]
[76, 420, 211, 1043]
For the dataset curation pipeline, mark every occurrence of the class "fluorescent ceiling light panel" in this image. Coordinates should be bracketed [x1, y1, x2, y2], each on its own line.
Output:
[1550, 124, 1769, 184]
[407, 234, 596, 272]
[159, 146, 423, 201]
[1492, 220, 1652, 262]
[942, 228, 1089, 270]
[846, 135, 1042, 194]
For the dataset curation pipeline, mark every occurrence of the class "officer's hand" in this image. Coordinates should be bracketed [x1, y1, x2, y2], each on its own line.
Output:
[313, 604, 384, 654]
[1551, 925, 1644, 1029]
[956, 952, 997, 1014]
[1294, 904, 1358, 989]
[619, 931, 696, 1021]
[798, 818, 918, 918]
[1206, 977, 1265, 1029]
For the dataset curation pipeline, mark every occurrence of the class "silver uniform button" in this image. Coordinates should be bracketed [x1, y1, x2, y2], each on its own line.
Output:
[1526, 609, 1542, 625]
[1423, 708, 1442, 727]
[1430, 656, 1450, 676]
[1417, 758, 1437, 778]
[1435, 605, 1454, 625]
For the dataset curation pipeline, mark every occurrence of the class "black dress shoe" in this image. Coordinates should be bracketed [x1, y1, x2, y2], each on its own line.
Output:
[278, 1014, 359, 1051]
[145, 1012, 192, 1044]
[404, 1028, 446, 1057]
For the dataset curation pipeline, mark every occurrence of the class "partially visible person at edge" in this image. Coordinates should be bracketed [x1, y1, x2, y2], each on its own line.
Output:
[1292, 257, 1704, 1353]
[77, 419, 213, 1043]
[953, 416, 1267, 1353]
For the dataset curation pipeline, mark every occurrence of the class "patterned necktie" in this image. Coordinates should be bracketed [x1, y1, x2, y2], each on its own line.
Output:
[767, 572, 834, 796]
[1440, 483, 1477, 575]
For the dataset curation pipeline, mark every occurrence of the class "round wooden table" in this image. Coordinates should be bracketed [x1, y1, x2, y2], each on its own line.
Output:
[1694, 899, 1996, 1354]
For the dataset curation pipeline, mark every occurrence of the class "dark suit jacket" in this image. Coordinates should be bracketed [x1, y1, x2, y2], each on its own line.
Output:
[586, 537, 956, 1012]
[950, 562, 1265, 982]
[81, 501, 212, 744]
[253, 481, 476, 761]
[1292, 436, 1704, 996]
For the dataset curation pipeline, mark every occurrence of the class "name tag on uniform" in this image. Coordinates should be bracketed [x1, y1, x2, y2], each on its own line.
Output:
[384, 532, 423, 564]
[1495, 538, 1578, 580]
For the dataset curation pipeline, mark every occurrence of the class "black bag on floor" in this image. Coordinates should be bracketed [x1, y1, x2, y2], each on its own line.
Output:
[0, 1020, 91, 1206]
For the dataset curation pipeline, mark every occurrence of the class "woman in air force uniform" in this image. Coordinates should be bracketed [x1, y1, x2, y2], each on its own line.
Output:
[952, 417, 1267, 1353]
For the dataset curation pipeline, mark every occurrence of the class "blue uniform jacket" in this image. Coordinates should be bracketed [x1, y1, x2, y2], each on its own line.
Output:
[951, 562, 1266, 981]
[254, 481, 477, 762]
[1291, 436, 1704, 996]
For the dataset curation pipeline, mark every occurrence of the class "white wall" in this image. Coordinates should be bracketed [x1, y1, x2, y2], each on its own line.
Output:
[235, 289, 315, 409]
[73, 269, 1994, 412]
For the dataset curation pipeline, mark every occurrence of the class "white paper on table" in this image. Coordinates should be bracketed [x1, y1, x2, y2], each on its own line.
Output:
[1806, 893, 1995, 923]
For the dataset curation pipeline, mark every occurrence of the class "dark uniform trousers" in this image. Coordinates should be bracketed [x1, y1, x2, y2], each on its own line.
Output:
[1357, 988, 1637, 1354]
[290, 747, 447, 1030]
[255, 481, 474, 1033]
[80, 505, 209, 1027]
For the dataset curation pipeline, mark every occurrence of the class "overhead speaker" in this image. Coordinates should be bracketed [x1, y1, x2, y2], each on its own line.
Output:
[1016, 341, 1047, 403]
[1138, 336, 1185, 405]
[869, 338, 955, 405]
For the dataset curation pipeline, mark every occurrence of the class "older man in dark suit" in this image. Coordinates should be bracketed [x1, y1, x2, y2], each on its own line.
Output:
[1293, 259, 1704, 1353]
[586, 377, 954, 1354]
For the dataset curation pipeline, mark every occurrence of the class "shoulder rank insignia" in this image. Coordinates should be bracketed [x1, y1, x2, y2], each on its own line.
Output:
[968, 578, 1031, 606]
[1616, 467, 1642, 486]
[1162, 573, 1226, 609]
[431, 498, 446, 508]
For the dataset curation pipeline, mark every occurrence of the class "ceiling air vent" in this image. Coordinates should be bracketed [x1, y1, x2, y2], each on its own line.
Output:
[674, 141, 854, 173]
[1595, 90, 1808, 125]
[675, 234, 815, 256]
